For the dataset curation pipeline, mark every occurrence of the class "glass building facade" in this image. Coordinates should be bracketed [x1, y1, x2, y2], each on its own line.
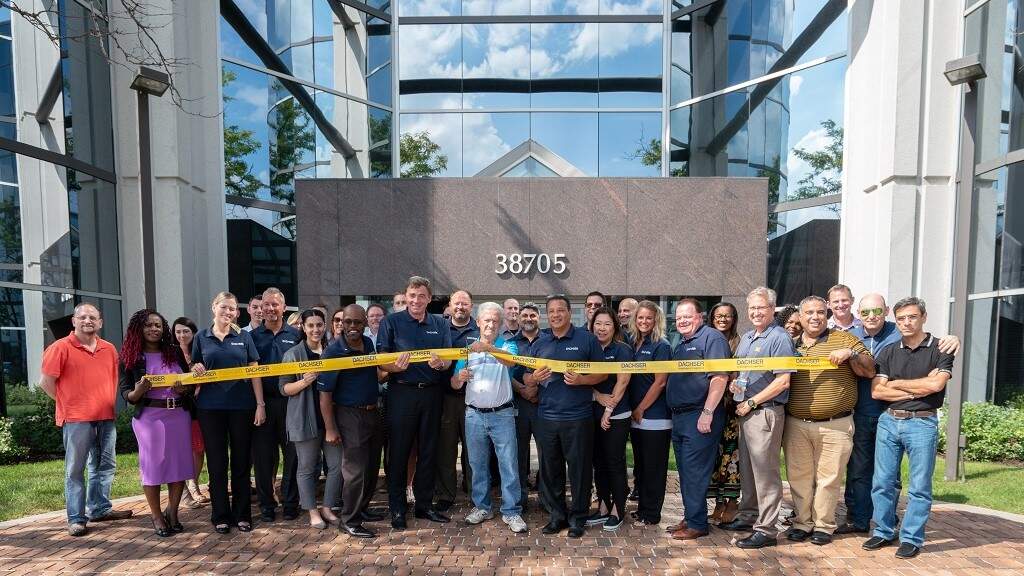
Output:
[1, 1, 122, 390]
[219, 0, 849, 309]
[959, 0, 1024, 405]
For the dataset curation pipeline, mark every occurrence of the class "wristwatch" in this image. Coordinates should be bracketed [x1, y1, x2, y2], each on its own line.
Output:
[746, 399, 758, 410]
[700, 408, 713, 416]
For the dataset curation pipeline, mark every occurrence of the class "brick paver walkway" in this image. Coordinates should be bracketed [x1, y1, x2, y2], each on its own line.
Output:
[2, 478, 1023, 575]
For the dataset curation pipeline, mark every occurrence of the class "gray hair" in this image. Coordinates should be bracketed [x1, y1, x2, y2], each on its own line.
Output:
[73, 302, 101, 318]
[746, 286, 777, 307]
[477, 301, 503, 318]
[799, 295, 827, 310]
[262, 287, 285, 303]
[892, 297, 926, 316]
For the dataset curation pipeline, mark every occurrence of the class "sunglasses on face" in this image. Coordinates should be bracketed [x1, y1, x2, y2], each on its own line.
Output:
[859, 308, 884, 318]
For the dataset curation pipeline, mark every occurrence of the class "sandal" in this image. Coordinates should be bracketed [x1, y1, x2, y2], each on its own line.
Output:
[214, 523, 230, 534]
[237, 521, 252, 532]
[151, 516, 172, 538]
[163, 512, 184, 533]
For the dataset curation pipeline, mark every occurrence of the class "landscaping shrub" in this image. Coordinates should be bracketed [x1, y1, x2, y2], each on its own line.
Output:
[5, 387, 137, 459]
[0, 417, 27, 464]
[940, 402, 1024, 463]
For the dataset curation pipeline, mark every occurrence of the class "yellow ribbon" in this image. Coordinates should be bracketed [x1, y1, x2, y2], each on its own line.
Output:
[149, 348, 835, 387]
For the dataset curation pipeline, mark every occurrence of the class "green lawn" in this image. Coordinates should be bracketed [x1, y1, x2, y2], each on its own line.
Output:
[0, 453, 1021, 524]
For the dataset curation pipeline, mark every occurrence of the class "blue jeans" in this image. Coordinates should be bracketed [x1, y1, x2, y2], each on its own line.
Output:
[844, 412, 880, 528]
[871, 412, 938, 547]
[465, 406, 522, 517]
[63, 420, 117, 524]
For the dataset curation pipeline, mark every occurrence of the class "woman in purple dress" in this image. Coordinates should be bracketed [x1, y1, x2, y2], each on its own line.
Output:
[119, 309, 194, 537]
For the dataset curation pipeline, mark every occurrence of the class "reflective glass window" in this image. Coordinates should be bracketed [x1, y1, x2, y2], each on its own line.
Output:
[767, 203, 841, 305]
[462, 112, 530, 176]
[0, 6, 11, 38]
[463, 24, 531, 108]
[0, 36, 13, 118]
[598, 112, 661, 176]
[313, 39, 334, 89]
[401, 0, 461, 16]
[0, 184, 19, 269]
[503, 157, 559, 177]
[0, 122, 16, 183]
[220, 15, 262, 64]
[463, 0, 530, 15]
[1, 324, 27, 386]
[599, 0, 662, 14]
[671, 16, 693, 106]
[68, 170, 119, 295]
[530, 113, 598, 175]
[400, 113, 463, 177]
[59, 0, 115, 172]
[368, 66, 392, 107]
[964, 295, 1024, 404]
[367, 17, 392, 72]
[268, 0, 292, 51]
[970, 163, 1024, 294]
[598, 23, 662, 108]
[222, 63, 272, 201]
[532, 0, 599, 13]
[399, 24, 462, 109]
[531, 23, 599, 107]
[368, 108, 392, 178]
[965, 0, 1024, 165]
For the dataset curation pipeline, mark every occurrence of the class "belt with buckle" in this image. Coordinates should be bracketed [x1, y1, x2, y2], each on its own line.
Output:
[140, 397, 184, 409]
[397, 381, 433, 389]
[752, 400, 784, 410]
[468, 401, 514, 413]
[798, 410, 852, 423]
[887, 408, 936, 419]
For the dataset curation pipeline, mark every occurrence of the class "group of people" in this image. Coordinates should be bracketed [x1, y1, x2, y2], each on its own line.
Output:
[41, 279, 956, 559]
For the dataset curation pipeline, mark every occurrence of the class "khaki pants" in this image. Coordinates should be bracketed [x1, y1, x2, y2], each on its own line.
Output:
[736, 405, 786, 536]
[783, 415, 854, 534]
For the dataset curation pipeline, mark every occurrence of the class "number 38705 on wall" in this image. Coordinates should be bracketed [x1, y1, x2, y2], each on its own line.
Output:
[495, 253, 567, 275]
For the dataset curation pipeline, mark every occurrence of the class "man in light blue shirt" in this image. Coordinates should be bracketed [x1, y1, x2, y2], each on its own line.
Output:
[452, 301, 527, 534]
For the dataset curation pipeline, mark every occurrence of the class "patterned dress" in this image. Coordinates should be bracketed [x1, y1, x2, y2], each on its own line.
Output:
[707, 336, 741, 500]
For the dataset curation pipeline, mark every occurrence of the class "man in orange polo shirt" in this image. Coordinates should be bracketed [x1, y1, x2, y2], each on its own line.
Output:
[39, 303, 133, 536]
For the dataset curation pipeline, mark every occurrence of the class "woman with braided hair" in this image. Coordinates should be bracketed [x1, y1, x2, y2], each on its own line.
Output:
[119, 309, 193, 537]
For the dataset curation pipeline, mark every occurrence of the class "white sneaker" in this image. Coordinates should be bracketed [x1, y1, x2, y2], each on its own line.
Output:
[503, 514, 528, 534]
[465, 508, 494, 525]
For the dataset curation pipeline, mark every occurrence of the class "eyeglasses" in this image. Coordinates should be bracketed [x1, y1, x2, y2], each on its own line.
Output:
[858, 308, 884, 318]
[585, 302, 603, 308]
[713, 314, 733, 321]
[332, 317, 344, 323]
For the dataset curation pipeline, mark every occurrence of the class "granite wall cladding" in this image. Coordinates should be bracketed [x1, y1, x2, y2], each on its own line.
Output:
[296, 178, 767, 300]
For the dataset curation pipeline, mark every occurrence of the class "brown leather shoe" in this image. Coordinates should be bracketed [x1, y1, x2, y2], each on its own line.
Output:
[671, 527, 709, 540]
[664, 520, 687, 532]
[92, 509, 133, 522]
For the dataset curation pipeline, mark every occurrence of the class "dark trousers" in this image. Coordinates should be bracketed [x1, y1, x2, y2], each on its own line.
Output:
[514, 396, 541, 506]
[386, 385, 443, 516]
[630, 427, 644, 490]
[633, 427, 671, 523]
[593, 417, 630, 518]
[336, 405, 382, 526]
[538, 417, 593, 527]
[252, 396, 299, 514]
[845, 411, 898, 528]
[198, 408, 254, 526]
[435, 392, 469, 504]
[671, 409, 725, 531]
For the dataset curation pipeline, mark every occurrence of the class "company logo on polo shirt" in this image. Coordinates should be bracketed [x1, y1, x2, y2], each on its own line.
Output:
[639, 350, 653, 355]
[685, 346, 697, 351]
[425, 330, 439, 335]
[282, 339, 296, 345]
[564, 346, 579, 351]
[230, 342, 246, 346]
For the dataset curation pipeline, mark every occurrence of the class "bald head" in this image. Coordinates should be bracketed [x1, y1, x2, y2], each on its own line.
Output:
[858, 293, 889, 335]
[341, 304, 367, 344]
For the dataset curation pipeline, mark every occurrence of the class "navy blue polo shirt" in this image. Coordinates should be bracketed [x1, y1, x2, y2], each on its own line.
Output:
[318, 335, 379, 407]
[734, 323, 797, 404]
[530, 324, 604, 421]
[666, 324, 731, 411]
[250, 323, 302, 398]
[510, 330, 540, 384]
[850, 322, 902, 418]
[594, 340, 633, 418]
[376, 309, 453, 386]
[191, 327, 261, 410]
[444, 318, 480, 395]
[628, 335, 673, 421]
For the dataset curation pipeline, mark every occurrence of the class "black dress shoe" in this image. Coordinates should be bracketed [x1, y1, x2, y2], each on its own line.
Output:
[359, 510, 387, 522]
[835, 523, 869, 535]
[260, 510, 275, 522]
[786, 528, 811, 542]
[341, 523, 376, 538]
[414, 509, 451, 523]
[282, 509, 299, 521]
[542, 520, 568, 535]
[810, 531, 832, 545]
[736, 531, 777, 549]
[213, 523, 230, 534]
[719, 519, 754, 532]
[862, 536, 896, 550]
[391, 514, 407, 530]
[895, 542, 921, 558]
[567, 525, 585, 538]
[434, 500, 454, 512]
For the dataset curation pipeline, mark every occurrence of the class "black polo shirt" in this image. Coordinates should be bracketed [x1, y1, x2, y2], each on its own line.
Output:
[594, 340, 633, 418]
[376, 309, 453, 386]
[318, 335, 379, 407]
[529, 324, 604, 421]
[875, 333, 954, 411]
[445, 318, 480, 395]
[510, 330, 540, 384]
[250, 323, 302, 399]
[191, 327, 260, 411]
